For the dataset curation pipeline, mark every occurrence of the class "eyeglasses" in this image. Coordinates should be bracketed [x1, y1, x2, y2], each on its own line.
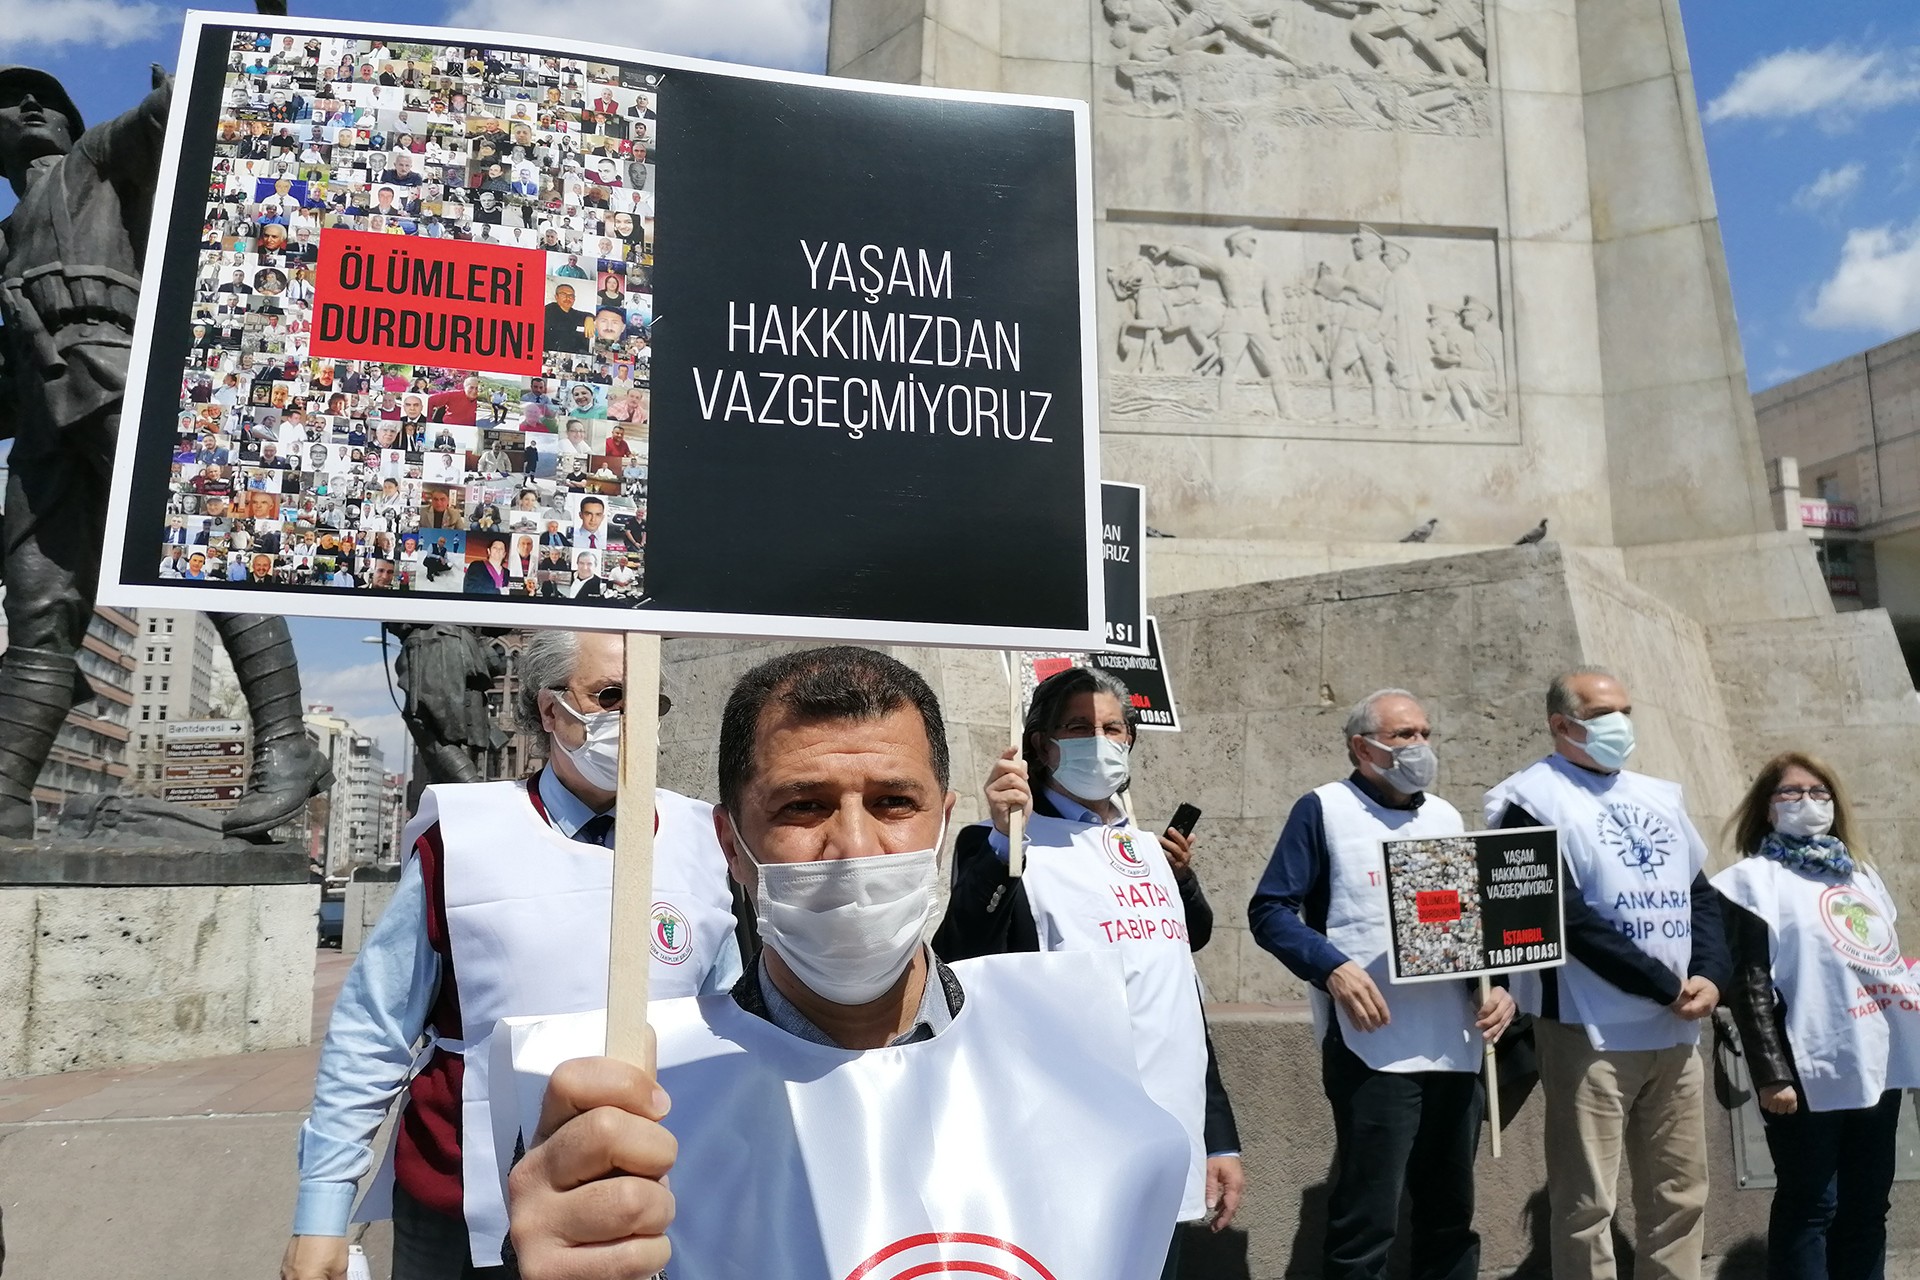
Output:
[1772, 786, 1833, 802]
[554, 683, 623, 711]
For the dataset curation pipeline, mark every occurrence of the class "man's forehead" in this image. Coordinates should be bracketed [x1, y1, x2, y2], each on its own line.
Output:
[1568, 674, 1628, 709]
[1371, 695, 1427, 726]
[569, 632, 622, 680]
[747, 706, 937, 789]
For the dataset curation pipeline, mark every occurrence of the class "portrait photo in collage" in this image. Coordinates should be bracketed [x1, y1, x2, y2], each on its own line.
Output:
[167, 30, 658, 603]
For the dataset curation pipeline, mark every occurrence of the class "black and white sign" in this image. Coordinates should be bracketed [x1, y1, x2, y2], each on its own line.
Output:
[1102, 482, 1146, 655]
[1087, 615, 1179, 733]
[1381, 827, 1565, 983]
[101, 14, 1101, 651]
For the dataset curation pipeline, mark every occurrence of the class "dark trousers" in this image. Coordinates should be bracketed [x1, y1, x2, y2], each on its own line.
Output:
[1761, 1089, 1902, 1280]
[1321, 1030, 1484, 1280]
[392, 1184, 508, 1280]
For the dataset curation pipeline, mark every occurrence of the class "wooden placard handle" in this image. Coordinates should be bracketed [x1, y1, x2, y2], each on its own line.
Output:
[605, 631, 661, 1065]
[1481, 973, 1502, 1159]
[1005, 650, 1025, 879]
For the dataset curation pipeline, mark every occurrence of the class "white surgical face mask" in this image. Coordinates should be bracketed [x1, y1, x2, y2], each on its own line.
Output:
[1365, 738, 1438, 793]
[732, 815, 946, 1007]
[1773, 796, 1835, 839]
[550, 692, 620, 792]
[1562, 711, 1635, 772]
[1050, 735, 1131, 801]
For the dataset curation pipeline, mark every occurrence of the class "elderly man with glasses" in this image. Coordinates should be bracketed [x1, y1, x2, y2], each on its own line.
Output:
[283, 630, 744, 1280]
[1248, 687, 1515, 1280]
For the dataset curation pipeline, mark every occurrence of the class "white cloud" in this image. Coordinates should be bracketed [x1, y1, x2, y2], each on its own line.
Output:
[1805, 218, 1920, 333]
[443, 0, 829, 73]
[1793, 162, 1865, 212]
[1706, 45, 1920, 126]
[0, 0, 164, 50]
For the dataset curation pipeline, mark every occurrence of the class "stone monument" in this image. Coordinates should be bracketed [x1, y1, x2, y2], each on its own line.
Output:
[651, 0, 1920, 1273]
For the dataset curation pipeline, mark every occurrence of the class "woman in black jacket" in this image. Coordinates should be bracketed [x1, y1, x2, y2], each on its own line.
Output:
[1713, 752, 1914, 1280]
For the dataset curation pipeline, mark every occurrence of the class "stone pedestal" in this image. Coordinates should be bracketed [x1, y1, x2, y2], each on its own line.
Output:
[0, 843, 315, 1078]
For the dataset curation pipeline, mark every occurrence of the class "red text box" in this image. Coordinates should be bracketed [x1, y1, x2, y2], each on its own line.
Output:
[1416, 889, 1462, 924]
[311, 229, 544, 375]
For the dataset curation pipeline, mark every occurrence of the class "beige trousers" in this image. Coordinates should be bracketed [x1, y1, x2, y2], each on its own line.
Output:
[1535, 1017, 1709, 1280]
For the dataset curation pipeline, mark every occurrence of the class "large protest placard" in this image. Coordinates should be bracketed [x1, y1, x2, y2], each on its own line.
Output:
[1381, 827, 1565, 983]
[1102, 482, 1146, 655]
[101, 14, 1100, 651]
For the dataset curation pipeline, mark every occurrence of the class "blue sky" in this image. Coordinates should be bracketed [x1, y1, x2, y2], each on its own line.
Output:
[5, 0, 1915, 758]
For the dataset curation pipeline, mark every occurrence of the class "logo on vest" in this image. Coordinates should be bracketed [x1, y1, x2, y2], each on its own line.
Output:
[1103, 828, 1152, 879]
[1596, 803, 1680, 880]
[844, 1233, 1059, 1280]
[1820, 885, 1901, 972]
[651, 901, 693, 966]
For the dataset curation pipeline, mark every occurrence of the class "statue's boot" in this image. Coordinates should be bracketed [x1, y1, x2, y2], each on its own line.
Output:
[215, 614, 334, 839]
[0, 648, 82, 840]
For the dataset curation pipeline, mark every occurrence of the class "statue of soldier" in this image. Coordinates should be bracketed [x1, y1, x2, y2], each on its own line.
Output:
[387, 622, 507, 784]
[0, 65, 329, 840]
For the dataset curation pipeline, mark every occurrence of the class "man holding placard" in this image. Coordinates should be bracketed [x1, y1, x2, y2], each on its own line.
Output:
[503, 648, 1189, 1278]
[1248, 688, 1515, 1280]
[1484, 668, 1730, 1280]
[935, 664, 1244, 1274]
[284, 630, 742, 1280]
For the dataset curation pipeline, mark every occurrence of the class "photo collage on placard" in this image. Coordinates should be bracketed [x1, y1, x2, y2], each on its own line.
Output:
[166, 30, 657, 603]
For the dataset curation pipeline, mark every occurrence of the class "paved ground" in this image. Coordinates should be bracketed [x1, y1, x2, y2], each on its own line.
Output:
[0, 949, 394, 1280]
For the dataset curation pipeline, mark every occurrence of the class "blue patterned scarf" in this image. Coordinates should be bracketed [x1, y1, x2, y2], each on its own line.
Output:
[1757, 830, 1855, 878]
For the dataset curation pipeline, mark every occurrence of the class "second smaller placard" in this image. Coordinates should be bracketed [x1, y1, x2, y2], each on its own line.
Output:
[1381, 826, 1565, 984]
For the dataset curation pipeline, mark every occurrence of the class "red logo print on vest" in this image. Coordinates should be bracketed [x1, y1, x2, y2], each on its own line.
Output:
[1104, 828, 1152, 879]
[844, 1232, 1060, 1280]
[650, 901, 693, 966]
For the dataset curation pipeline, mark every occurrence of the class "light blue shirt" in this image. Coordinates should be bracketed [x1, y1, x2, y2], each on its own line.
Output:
[293, 772, 737, 1237]
[757, 946, 953, 1047]
[985, 787, 1119, 860]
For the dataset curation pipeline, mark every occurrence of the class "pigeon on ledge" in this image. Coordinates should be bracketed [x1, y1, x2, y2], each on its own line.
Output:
[1400, 518, 1438, 543]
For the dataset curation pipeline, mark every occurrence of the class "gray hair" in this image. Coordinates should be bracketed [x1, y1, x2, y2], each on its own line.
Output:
[1547, 666, 1615, 721]
[516, 629, 581, 748]
[1343, 688, 1421, 741]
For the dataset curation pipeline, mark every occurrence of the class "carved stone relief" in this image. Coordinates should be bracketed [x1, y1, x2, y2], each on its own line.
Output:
[1102, 220, 1510, 440]
[1101, 0, 1491, 136]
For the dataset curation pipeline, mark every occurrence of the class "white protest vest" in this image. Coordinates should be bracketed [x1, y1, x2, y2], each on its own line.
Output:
[499, 952, 1190, 1280]
[1016, 813, 1208, 1221]
[1309, 781, 1480, 1073]
[423, 780, 739, 1265]
[1485, 756, 1706, 1051]
[1713, 857, 1920, 1112]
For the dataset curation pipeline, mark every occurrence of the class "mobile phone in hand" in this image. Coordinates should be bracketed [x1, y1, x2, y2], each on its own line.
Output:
[1167, 803, 1201, 838]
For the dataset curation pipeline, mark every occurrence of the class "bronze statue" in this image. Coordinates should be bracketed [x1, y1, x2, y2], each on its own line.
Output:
[0, 65, 329, 839]
[387, 622, 507, 784]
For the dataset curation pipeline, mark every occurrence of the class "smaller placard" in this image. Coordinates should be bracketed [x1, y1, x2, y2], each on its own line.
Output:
[1087, 615, 1179, 732]
[1381, 826, 1565, 983]
[1102, 482, 1147, 655]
